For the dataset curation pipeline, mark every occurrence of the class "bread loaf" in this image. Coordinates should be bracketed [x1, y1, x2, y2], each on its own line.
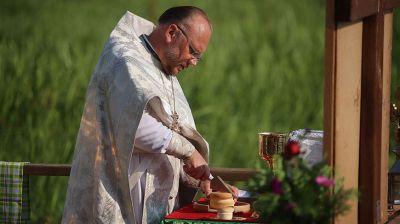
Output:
[209, 191, 235, 209]
[217, 211, 233, 220]
[217, 207, 234, 220]
[210, 198, 235, 209]
[219, 206, 234, 213]
[209, 192, 232, 200]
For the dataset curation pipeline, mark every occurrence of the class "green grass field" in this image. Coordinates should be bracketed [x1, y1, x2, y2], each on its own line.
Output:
[0, 0, 399, 222]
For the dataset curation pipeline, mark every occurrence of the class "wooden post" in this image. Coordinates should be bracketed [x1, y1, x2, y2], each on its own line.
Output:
[324, 2, 363, 224]
[382, 12, 393, 222]
[359, 9, 392, 223]
[326, 0, 396, 223]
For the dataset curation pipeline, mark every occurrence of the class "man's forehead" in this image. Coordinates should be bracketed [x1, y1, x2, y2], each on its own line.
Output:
[189, 30, 211, 53]
[185, 15, 211, 34]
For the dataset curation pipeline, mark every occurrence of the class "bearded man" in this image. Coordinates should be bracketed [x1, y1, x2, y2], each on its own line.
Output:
[62, 6, 218, 224]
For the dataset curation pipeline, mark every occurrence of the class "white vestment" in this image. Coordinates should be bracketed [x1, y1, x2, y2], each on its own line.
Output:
[62, 11, 209, 224]
[132, 112, 172, 224]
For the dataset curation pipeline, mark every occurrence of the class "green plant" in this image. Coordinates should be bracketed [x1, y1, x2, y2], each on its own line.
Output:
[248, 141, 357, 224]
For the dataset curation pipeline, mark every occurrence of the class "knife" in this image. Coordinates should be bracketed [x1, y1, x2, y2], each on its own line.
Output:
[210, 176, 237, 198]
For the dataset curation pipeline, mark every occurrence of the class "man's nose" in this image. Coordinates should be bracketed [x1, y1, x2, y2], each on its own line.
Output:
[188, 58, 197, 66]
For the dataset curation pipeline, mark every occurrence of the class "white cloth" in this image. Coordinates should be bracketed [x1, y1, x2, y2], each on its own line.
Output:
[135, 111, 172, 154]
[131, 111, 173, 224]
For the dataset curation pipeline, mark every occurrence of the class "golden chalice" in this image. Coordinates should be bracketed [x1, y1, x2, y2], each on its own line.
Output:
[258, 132, 287, 170]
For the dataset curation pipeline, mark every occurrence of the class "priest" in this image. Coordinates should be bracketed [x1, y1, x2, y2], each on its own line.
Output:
[62, 6, 222, 224]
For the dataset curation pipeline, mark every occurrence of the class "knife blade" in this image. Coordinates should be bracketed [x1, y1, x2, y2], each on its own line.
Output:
[210, 176, 237, 198]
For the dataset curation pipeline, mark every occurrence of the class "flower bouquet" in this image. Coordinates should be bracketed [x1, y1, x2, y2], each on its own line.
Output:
[248, 141, 357, 224]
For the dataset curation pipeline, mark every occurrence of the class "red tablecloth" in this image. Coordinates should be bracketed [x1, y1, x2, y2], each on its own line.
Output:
[164, 199, 259, 223]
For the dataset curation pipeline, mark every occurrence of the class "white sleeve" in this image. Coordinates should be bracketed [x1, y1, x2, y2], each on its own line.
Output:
[134, 111, 173, 153]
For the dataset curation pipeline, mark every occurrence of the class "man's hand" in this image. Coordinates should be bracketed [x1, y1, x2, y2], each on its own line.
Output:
[228, 184, 239, 199]
[200, 179, 212, 196]
[183, 149, 210, 180]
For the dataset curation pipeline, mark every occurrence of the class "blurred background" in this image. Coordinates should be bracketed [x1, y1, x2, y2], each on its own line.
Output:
[0, 0, 399, 222]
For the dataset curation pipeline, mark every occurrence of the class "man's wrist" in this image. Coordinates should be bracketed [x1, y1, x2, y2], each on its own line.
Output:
[198, 174, 213, 187]
[200, 166, 212, 181]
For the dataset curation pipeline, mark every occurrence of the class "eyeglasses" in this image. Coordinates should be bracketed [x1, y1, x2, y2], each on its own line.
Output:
[176, 24, 202, 63]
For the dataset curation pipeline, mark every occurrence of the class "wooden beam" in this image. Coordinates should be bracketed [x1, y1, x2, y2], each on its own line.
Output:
[324, 0, 336, 168]
[336, 0, 378, 22]
[210, 167, 259, 181]
[385, 0, 400, 10]
[325, 3, 363, 224]
[381, 12, 393, 222]
[334, 21, 363, 224]
[325, 1, 363, 223]
[23, 164, 259, 181]
[335, 0, 400, 21]
[328, 0, 393, 222]
[24, 163, 71, 176]
[358, 5, 392, 223]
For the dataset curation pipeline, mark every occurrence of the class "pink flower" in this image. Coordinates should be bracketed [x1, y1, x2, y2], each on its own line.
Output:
[315, 176, 335, 187]
[271, 177, 283, 195]
[284, 140, 301, 159]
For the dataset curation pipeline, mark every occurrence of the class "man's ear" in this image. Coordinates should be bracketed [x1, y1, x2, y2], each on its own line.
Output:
[165, 24, 178, 43]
